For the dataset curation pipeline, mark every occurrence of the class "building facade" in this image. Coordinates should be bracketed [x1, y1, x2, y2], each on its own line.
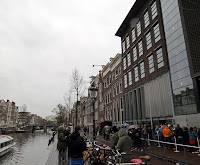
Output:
[159, 0, 200, 127]
[0, 100, 19, 127]
[116, 0, 174, 127]
[115, 0, 200, 127]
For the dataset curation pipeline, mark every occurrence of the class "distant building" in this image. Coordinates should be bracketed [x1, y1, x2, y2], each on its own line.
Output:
[0, 100, 19, 127]
[18, 111, 31, 125]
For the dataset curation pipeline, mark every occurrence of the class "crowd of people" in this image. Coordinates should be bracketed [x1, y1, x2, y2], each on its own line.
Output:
[107, 123, 200, 153]
[57, 125, 86, 165]
[56, 123, 200, 164]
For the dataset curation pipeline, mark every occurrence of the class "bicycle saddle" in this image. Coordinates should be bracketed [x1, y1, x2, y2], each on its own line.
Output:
[139, 155, 151, 161]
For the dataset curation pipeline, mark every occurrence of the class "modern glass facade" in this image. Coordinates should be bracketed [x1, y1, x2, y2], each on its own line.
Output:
[160, 0, 197, 115]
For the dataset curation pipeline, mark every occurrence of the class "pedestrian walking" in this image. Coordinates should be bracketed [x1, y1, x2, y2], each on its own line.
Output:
[57, 126, 67, 164]
[68, 126, 86, 165]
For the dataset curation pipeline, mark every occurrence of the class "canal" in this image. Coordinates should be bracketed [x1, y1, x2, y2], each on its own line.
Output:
[0, 131, 53, 165]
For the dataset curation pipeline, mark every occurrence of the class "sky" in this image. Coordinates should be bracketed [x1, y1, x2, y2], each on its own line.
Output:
[0, 0, 135, 118]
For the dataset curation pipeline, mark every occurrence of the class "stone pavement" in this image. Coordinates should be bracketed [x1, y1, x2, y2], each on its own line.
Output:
[46, 139, 59, 165]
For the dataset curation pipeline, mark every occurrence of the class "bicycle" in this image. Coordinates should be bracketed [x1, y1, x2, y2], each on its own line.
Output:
[105, 149, 150, 165]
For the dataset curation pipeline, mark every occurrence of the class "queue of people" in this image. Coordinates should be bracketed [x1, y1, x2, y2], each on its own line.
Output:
[56, 123, 200, 164]
[108, 123, 200, 153]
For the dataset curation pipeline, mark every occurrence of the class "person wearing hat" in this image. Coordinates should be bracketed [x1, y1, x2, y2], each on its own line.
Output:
[116, 128, 132, 163]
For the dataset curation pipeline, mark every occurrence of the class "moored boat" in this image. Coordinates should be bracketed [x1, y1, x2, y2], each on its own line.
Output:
[0, 135, 15, 157]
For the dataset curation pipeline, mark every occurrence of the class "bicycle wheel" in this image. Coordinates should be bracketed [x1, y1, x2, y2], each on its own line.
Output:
[84, 157, 91, 165]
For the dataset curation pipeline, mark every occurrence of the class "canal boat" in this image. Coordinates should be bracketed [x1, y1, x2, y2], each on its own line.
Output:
[0, 135, 15, 157]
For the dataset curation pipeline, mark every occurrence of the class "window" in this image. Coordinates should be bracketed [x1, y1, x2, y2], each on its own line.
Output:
[151, 1, 158, 20]
[137, 21, 141, 36]
[140, 61, 145, 78]
[126, 35, 130, 48]
[154, 23, 161, 43]
[120, 97, 123, 109]
[115, 69, 118, 78]
[128, 71, 132, 85]
[107, 77, 109, 86]
[131, 28, 136, 42]
[133, 46, 137, 61]
[144, 11, 150, 28]
[127, 52, 131, 66]
[123, 57, 127, 70]
[148, 54, 155, 73]
[113, 84, 115, 97]
[118, 66, 121, 75]
[109, 74, 112, 84]
[138, 40, 143, 56]
[122, 40, 125, 53]
[119, 79, 122, 92]
[156, 47, 164, 68]
[116, 82, 119, 95]
[112, 72, 115, 80]
[146, 31, 152, 50]
[124, 74, 128, 88]
[134, 66, 139, 82]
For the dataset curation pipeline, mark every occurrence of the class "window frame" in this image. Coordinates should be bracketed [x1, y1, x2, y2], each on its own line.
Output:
[134, 66, 139, 82]
[148, 54, 155, 74]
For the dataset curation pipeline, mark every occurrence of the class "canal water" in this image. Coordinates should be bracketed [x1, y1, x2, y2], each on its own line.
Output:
[0, 131, 53, 165]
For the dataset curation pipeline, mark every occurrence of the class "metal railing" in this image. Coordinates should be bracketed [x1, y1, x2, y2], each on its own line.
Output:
[141, 134, 200, 154]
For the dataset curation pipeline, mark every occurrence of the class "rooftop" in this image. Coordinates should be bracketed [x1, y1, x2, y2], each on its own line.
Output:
[115, 0, 147, 37]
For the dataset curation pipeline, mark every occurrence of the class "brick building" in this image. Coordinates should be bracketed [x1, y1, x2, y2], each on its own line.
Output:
[116, 0, 174, 127]
[115, 0, 200, 127]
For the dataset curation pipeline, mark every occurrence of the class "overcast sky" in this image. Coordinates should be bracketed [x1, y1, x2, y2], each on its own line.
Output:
[0, 0, 135, 117]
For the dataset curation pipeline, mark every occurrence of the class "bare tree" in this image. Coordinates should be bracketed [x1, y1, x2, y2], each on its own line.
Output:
[52, 104, 67, 125]
[63, 89, 73, 124]
[70, 68, 86, 125]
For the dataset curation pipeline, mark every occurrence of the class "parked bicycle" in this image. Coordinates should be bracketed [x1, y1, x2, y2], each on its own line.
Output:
[83, 139, 150, 165]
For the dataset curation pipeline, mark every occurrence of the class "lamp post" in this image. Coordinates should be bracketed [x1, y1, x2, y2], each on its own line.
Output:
[88, 82, 98, 140]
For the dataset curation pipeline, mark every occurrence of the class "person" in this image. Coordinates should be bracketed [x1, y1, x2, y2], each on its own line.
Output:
[188, 127, 197, 152]
[110, 126, 119, 149]
[64, 126, 71, 158]
[162, 124, 171, 149]
[134, 127, 142, 148]
[174, 124, 183, 150]
[83, 126, 87, 136]
[57, 126, 67, 164]
[105, 125, 110, 140]
[116, 128, 132, 163]
[68, 125, 86, 165]
[182, 126, 189, 151]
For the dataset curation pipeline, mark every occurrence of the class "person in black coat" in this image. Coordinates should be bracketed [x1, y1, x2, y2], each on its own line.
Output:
[68, 126, 86, 165]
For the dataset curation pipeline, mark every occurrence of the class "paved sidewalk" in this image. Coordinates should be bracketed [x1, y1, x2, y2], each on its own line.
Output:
[46, 139, 59, 165]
